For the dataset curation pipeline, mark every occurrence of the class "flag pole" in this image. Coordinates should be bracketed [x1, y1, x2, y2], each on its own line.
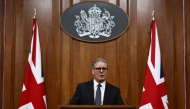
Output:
[33, 8, 36, 18]
[152, 10, 155, 20]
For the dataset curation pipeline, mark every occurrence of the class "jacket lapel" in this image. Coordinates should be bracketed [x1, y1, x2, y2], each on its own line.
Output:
[103, 82, 111, 104]
[87, 80, 94, 104]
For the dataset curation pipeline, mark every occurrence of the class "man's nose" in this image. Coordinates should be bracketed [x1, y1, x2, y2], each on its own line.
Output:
[100, 69, 103, 72]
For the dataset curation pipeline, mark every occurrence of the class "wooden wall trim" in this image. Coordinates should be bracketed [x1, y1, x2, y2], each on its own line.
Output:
[0, 0, 6, 108]
[186, 0, 190, 108]
[183, 0, 187, 107]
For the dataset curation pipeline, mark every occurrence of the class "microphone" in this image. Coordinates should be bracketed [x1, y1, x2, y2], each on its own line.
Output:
[124, 98, 129, 105]
[66, 99, 71, 105]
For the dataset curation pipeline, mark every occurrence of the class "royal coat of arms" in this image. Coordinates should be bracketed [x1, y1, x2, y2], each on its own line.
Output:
[74, 4, 115, 39]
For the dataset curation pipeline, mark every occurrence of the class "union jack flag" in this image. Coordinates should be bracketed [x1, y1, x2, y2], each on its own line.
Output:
[139, 20, 169, 109]
[18, 18, 47, 109]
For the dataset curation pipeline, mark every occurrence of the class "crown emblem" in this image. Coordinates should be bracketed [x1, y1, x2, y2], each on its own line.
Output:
[74, 4, 115, 39]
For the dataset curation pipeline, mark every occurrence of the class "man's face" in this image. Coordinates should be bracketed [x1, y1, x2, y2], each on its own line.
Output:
[92, 61, 108, 83]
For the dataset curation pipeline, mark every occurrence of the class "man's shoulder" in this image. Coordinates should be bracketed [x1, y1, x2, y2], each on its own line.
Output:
[78, 80, 93, 86]
[106, 82, 120, 90]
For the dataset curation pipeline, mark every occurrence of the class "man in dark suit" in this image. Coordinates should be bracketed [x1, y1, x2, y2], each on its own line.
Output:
[69, 58, 124, 105]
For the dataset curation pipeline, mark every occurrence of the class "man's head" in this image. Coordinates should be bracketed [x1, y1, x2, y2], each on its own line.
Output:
[92, 58, 108, 83]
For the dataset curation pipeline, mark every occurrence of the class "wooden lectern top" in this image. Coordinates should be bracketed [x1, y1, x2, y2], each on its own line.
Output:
[58, 105, 137, 109]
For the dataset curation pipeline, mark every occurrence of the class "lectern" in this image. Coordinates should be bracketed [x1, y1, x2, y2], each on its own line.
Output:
[58, 105, 137, 109]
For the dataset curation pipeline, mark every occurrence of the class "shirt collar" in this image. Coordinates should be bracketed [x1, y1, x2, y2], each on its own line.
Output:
[93, 79, 106, 89]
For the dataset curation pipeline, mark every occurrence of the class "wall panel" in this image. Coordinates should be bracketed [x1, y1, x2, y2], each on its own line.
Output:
[173, 0, 185, 108]
[4, 0, 15, 108]
[127, 0, 139, 105]
[14, 0, 24, 108]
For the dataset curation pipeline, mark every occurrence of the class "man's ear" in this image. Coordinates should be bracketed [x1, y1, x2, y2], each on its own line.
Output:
[92, 69, 94, 74]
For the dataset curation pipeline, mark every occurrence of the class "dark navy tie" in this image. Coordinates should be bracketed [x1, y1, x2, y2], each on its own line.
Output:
[96, 84, 102, 105]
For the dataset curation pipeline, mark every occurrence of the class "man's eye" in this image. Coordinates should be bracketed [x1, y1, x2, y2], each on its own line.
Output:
[102, 68, 107, 70]
[96, 68, 101, 70]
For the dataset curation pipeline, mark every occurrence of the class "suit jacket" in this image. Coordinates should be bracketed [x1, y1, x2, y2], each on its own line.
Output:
[69, 80, 124, 105]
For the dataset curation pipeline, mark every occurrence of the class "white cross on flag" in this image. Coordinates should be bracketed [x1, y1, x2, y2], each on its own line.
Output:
[18, 18, 47, 109]
[139, 20, 169, 109]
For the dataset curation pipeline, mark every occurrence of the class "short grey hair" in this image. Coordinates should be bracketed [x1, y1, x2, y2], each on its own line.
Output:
[92, 58, 108, 68]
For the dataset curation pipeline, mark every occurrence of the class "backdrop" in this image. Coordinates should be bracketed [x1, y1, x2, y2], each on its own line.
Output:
[0, 0, 190, 109]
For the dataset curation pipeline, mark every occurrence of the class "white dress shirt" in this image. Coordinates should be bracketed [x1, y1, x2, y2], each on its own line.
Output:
[93, 79, 106, 105]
